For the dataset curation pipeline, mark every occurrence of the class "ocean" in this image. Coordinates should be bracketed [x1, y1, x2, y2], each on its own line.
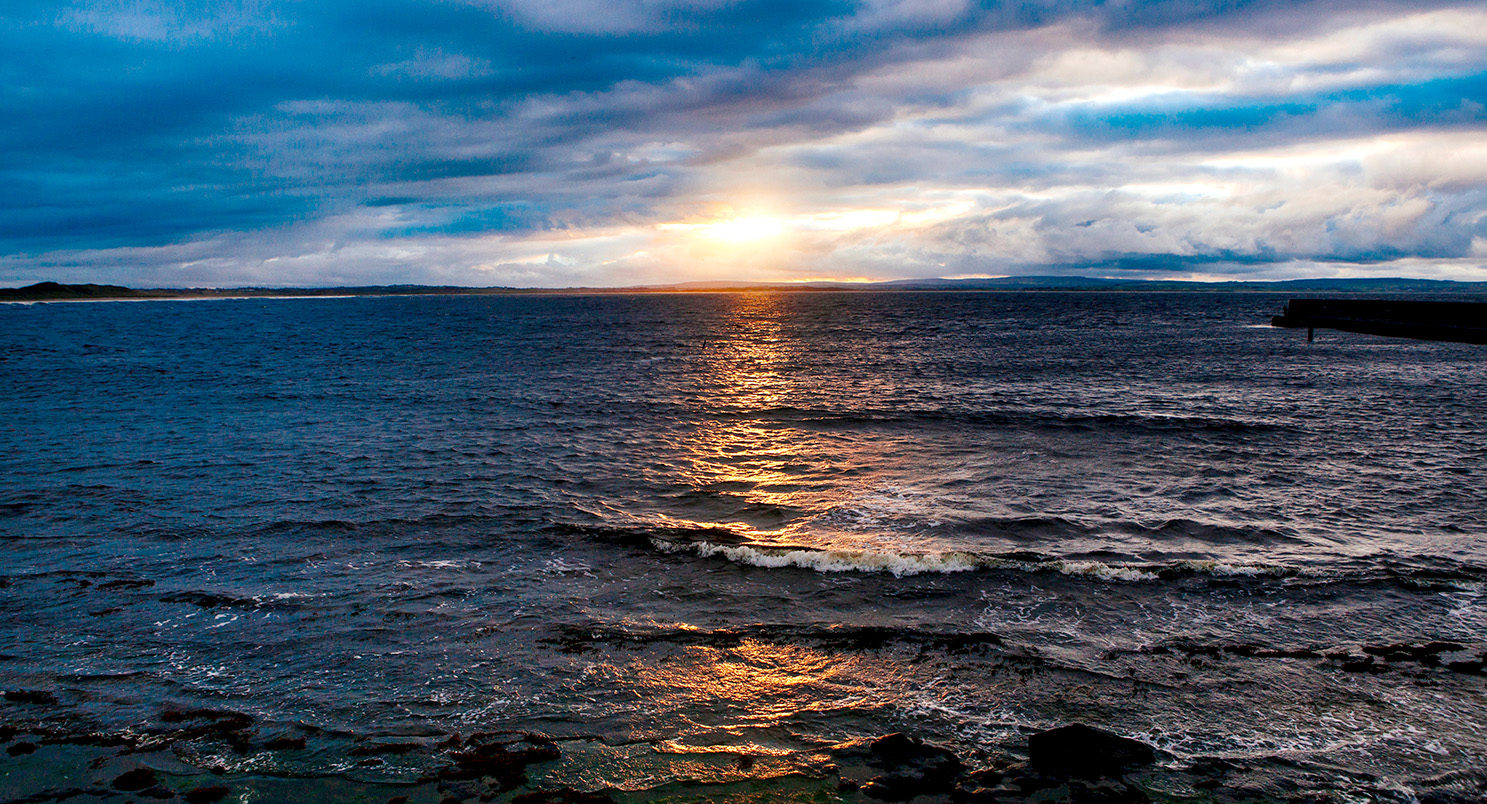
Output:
[1, 291, 1484, 802]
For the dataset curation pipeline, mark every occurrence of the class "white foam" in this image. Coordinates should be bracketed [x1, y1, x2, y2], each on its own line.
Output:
[652, 538, 1321, 584]
[1053, 561, 1159, 582]
[652, 538, 980, 577]
[544, 558, 596, 576]
[1174, 559, 1296, 577]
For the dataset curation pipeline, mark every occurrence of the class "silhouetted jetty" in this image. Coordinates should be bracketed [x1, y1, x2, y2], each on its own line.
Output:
[1272, 298, 1487, 344]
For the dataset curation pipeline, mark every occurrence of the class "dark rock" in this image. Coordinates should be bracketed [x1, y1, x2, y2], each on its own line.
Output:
[438, 732, 561, 789]
[859, 732, 966, 798]
[113, 768, 160, 791]
[161, 708, 255, 734]
[160, 708, 256, 748]
[962, 768, 1003, 787]
[7, 741, 37, 756]
[3, 690, 58, 705]
[860, 777, 912, 800]
[510, 789, 617, 804]
[264, 735, 307, 750]
[1028, 725, 1155, 778]
[869, 732, 964, 774]
[1011, 771, 1048, 792]
[184, 785, 230, 804]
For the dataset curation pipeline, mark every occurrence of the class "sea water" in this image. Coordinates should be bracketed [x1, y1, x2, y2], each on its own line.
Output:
[1, 291, 1484, 799]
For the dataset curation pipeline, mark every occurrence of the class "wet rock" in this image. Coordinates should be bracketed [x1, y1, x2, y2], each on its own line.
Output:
[3, 689, 58, 705]
[855, 733, 966, 800]
[160, 708, 256, 749]
[113, 768, 160, 791]
[1028, 725, 1155, 778]
[962, 768, 1004, 787]
[438, 732, 561, 790]
[510, 789, 618, 804]
[161, 708, 255, 734]
[184, 785, 230, 804]
[870, 733, 962, 771]
[860, 777, 921, 800]
[7, 741, 37, 756]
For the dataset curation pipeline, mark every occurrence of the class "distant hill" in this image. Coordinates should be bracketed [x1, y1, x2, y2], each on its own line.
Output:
[0, 281, 151, 301]
[5, 276, 1487, 301]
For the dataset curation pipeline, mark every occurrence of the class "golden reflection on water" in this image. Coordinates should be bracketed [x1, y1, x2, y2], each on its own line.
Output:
[654, 294, 864, 542]
[627, 640, 876, 731]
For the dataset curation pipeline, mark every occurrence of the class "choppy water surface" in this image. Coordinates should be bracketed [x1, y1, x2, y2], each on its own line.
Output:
[1, 292, 1484, 800]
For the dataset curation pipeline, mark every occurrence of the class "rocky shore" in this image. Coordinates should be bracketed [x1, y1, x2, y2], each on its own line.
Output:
[6, 686, 1484, 804]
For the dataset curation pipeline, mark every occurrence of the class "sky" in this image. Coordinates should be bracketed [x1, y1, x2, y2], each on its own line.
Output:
[3, 0, 1486, 288]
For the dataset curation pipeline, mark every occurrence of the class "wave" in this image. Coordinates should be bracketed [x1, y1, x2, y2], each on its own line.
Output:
[1103, 637, 1486, 676]
[715, 405, 1287, 434]
[647, 537, 1305, 582]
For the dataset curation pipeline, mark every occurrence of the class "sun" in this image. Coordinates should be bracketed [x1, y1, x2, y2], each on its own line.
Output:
[700, 216, 786, 243]
[657, 215, 787, 244]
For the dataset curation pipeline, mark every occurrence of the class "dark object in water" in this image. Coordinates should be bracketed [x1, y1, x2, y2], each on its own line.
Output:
[183, 785, 230, 804]
[1271, 298, 1487, 344]
[112, 768, 159, 791]
[437, 732, 560, 788]
[1028, 724, 1156, 778]
[860, 733, 966, 800]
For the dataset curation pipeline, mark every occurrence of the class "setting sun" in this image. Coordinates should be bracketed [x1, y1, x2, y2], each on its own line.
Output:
[657, 215, 787, 244]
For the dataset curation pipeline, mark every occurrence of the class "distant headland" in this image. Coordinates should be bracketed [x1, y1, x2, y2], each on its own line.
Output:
[4, 276, 1487, 302]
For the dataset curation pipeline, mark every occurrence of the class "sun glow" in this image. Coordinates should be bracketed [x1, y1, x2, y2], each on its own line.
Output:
[658, 215, 787, 243]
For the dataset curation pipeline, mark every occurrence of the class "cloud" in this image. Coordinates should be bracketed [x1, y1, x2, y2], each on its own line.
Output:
[1, 0, 1485, 285]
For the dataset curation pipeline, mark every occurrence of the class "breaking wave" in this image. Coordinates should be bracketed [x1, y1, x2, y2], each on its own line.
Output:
[647, 537, 1306, 582]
